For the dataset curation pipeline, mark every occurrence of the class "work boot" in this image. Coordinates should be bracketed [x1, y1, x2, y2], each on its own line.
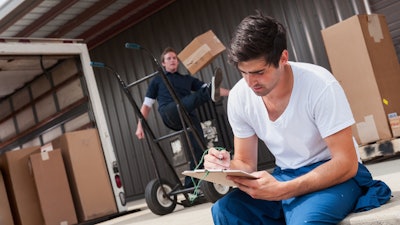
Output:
[211, 67, 223, 102]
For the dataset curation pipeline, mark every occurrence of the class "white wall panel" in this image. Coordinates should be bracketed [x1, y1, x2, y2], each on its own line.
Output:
[0, 101, 11, 120]
[12, 87, 30, 111]
[31, 75, 51, 98]
[64, 112, 90, 132]
[16, 107, 35, 131]
[21, 137, 41, 148]
[52, 59, 79, 85]
[56, 79, 84, 109]
[41, 126, 63, 144]
[0, 119, 15, 141]
[35, 95, 56, 121]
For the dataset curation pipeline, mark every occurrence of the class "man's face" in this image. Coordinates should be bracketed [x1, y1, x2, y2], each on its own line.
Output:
[237, 57, 282, 97]
[162, 51, 179, 73]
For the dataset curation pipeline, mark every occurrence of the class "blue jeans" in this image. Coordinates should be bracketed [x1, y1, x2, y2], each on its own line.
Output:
[212, 162, 391, 225]
[159, 87, 211, 186]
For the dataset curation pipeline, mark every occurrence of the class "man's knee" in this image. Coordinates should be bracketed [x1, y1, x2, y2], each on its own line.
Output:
[211, 189, 284, 225]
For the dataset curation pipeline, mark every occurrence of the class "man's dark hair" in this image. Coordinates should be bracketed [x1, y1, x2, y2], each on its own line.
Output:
[228, 11, 287, 68]
[160, 47, 177, 63]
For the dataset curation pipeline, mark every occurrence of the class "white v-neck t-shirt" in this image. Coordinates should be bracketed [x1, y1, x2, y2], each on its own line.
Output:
[228, 62, 355, 169]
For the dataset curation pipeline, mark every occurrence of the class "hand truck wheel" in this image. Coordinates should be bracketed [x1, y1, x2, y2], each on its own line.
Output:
[200, 181, 232, 203]
[145, 178, 177, 215]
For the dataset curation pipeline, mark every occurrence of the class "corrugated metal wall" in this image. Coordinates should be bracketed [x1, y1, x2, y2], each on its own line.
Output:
[89, 0, 400, 201]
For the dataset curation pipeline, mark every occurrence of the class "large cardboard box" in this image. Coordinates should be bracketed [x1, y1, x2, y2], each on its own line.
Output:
[321, 14, 400, 145]
[178, 30, 226, 75]
[30, 149, 77, 225]
[0, 146, 43, 225]
[0, 170, 14, 225]
[51, 129, 117, 222]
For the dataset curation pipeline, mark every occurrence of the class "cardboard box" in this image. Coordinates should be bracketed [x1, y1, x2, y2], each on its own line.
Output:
[388, 113, 400, 137]
[0, 170, 14, 225]
[321, 14, 400, 145]
[0, 146, 43, 225]
[51, 129, 117, 222]
[30, 149, 77, 225]
[178, 30, 225, 74]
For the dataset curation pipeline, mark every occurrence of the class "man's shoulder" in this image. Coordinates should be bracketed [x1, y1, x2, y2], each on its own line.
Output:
[231, 78, 248, 92]
[149, 75, 162, 85]
[291, 62, 331, 75]
[291, 62, 336, 85]
[229, 78, 255, 103]
[170, 72, 198, 81]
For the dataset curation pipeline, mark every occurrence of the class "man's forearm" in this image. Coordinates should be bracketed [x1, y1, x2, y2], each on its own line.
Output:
[280, 157, 358, 199]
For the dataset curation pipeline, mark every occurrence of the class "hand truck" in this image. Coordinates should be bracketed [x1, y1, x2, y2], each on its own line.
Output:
[91, 43, 230, 215]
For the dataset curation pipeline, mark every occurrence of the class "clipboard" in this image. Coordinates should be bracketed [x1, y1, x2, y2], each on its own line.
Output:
[182, 169, 257, 187]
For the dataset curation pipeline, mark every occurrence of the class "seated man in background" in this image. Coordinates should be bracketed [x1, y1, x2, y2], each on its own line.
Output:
[136, 47, 229, 187]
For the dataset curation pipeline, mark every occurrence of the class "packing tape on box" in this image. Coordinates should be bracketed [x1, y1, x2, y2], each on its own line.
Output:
[183, 44, 211, 68]
[40, 151, 49, 161]
[356, 115, 380, 144]
[368, 14, 384, 42]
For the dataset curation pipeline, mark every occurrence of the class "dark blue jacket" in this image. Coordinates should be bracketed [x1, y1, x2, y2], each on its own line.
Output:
[145, 72, 205, 111]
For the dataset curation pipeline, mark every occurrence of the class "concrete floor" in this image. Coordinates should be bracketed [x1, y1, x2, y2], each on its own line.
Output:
[97, 157, 400, 225]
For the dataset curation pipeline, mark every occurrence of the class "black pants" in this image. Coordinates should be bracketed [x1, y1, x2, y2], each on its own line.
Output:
[159, 87, 210, 186]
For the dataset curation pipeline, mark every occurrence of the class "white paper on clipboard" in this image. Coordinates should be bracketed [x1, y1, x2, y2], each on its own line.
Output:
[182, 169, 257, 187]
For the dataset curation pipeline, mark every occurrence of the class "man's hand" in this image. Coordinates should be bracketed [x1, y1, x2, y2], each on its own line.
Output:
[204, 147, 230, 170]
[136, 104, 152, 139]
[135, 122, 145, 139]
[228, 170, 288, 201]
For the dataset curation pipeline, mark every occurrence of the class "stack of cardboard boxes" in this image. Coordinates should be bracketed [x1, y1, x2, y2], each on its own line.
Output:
[0, 146, 44, 225]
[322, 14, 400, 161]
[0, 129, 117, 225]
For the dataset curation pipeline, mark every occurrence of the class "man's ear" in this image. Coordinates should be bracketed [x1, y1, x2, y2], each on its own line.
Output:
[280, 50, 289, 64]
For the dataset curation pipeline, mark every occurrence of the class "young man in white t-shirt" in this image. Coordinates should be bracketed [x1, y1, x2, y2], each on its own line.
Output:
[204, 12, 391, 225]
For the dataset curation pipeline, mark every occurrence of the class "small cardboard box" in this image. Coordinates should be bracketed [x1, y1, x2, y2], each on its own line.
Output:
[0, 170, 14, 225]
[178, 30, 225, 74]
[30, 149, 77, 225]
[321, 14, 400, 145]
[0, 146, 43, 225]
[51, 129, 117, 222]
[388, 113, 400, 138]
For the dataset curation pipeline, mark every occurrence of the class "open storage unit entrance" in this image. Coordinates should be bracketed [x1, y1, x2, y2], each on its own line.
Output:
[0, 38, 127, 224]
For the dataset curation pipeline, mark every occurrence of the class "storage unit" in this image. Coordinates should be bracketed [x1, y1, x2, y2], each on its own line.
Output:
[30, 149, 77, 225]
[51, 129, 117, 222]
[0, 39, 126, 221]
[321, 14, 400, 145]
[0, 146, 43, 225]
